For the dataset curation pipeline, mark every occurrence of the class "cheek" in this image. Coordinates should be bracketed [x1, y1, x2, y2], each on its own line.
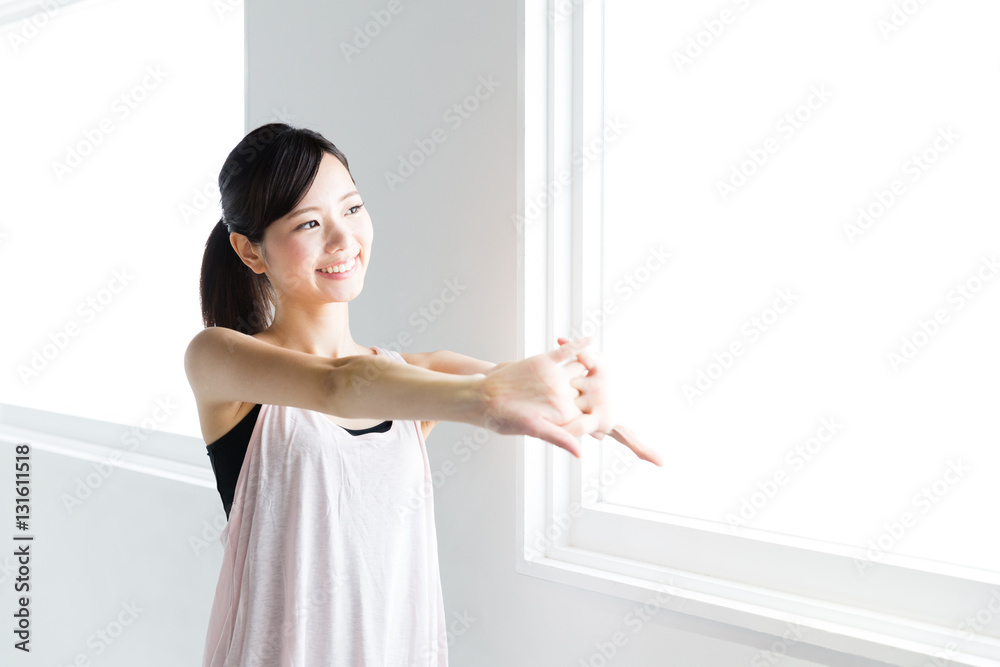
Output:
[361, 220, 374, 250]
[271, 238, 314, 278]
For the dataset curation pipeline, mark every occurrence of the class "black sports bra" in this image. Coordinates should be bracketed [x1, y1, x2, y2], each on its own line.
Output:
[205, 404, 392, 520]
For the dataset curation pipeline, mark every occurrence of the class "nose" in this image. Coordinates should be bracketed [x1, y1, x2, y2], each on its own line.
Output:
[322, 217, 354, 248]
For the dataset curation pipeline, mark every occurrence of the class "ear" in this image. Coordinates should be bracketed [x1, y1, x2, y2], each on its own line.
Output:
[230, 232, 267, 274]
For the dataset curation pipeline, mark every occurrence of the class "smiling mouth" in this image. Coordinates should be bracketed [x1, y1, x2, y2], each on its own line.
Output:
[316, 252, 360, 274]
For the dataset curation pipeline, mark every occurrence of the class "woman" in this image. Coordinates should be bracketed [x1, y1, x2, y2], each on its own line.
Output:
[185, 123, 661, 666]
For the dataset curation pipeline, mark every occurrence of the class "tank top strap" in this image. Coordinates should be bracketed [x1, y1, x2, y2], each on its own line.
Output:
[371, 345, 407, 364]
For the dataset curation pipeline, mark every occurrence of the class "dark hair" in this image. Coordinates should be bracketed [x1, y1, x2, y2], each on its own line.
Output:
[199, 123, 353, 333]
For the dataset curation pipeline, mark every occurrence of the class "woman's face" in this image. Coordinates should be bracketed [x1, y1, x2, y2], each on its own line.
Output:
[259, 152, 372, 303]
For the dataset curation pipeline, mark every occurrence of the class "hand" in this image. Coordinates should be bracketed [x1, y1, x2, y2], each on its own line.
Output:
[555, 336, 663, 467]
[476, 337, 600, 459]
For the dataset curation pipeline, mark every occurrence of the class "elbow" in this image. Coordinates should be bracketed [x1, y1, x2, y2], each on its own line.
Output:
[324, 358, 350, 417]
[324, 354, 369, 418]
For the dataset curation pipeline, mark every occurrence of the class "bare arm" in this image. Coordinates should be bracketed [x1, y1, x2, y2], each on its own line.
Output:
[186, 328, 598, 456]
[325, 353, 486, 424]
[185, 328, 485, 425]
[397, 350, 499, 439]
[398, 349, 497, 375]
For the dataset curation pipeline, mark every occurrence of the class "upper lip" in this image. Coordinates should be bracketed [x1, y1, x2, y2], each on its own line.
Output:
[316, 251, 360, 270]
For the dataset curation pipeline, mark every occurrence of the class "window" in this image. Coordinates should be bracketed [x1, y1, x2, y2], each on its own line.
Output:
[0, 0, 243, 439]
[517, 1, 1000, 663]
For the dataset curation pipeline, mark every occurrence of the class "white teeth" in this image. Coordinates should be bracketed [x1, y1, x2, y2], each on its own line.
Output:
[318, 256, 357, 273]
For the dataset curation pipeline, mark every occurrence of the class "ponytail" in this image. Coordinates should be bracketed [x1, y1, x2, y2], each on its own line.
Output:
[198, 217, 273, 334]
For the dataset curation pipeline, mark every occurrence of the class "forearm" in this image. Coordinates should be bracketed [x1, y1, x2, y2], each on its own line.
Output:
[324, 355, 487, 425]
[427, 349, 497, 375]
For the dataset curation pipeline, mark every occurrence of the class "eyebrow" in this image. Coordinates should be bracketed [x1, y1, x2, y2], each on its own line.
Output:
[287, 190, 360, 218]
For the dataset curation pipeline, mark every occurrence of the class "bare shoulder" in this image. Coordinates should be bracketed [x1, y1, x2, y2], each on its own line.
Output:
[185, 328, 312, 446]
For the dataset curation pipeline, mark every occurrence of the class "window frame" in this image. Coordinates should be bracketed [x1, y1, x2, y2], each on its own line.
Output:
[514, 1, 1000, 665]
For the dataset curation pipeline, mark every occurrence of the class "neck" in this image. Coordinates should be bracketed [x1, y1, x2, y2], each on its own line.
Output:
[262, 301, 369, 358]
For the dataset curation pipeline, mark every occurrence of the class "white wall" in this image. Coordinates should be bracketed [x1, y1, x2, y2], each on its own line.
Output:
[244, 2, 901, 666]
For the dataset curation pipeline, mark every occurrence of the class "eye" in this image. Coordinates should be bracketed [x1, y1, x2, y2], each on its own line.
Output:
[295, 204, 363, 230]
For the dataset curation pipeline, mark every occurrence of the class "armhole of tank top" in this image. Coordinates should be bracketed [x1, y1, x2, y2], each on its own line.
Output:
[206, 402, 260, 452]
[228, 403, 266, 519]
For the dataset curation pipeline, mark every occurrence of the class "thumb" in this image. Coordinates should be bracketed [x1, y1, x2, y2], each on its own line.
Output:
[529, 419, 582, 459]
[548, 336, 592, 365]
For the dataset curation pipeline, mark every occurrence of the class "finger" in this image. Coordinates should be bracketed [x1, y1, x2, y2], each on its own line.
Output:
[555, 340, 602, 380]
[607, 424, 652, 463]
[568, 371, 596, 392]
[568, 382, 594, 413]
[567, 373, 607, 428]
[529, 419, 582, 458]
[573, 347, 602, 375]
[549, 336, 593, 365]
[560, 359, 589, 379]
[609, 424, 663, 467]
[561, 411, 600, 438]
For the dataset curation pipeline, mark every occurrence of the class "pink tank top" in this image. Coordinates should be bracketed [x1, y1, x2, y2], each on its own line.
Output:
[201, 346, 448, 666]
